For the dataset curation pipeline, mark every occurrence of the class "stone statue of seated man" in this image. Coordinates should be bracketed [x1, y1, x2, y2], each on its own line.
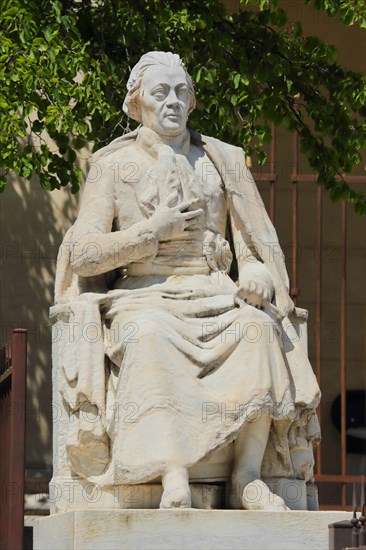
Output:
[51, 51, 321, 512]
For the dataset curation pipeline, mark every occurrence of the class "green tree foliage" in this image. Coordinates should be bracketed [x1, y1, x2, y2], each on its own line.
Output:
[1, 0, 365, 212]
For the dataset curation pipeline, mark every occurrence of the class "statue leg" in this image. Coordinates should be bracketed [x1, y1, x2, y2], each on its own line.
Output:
[230, 414, 289, 510]
[160, 468, 191, 509]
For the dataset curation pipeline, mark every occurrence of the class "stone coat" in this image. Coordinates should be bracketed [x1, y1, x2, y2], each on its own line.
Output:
[51, 126, 320, 486]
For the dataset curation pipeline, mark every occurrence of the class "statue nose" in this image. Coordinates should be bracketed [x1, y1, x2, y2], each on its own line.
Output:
[166, 91, 180, 107]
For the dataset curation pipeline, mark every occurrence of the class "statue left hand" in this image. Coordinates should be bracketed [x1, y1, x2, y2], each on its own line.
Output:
[235, 280, 273, 309]
[236, 263, 274, 309]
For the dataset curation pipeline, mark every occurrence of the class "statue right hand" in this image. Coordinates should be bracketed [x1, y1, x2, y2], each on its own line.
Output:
[149, 195, 204, 242]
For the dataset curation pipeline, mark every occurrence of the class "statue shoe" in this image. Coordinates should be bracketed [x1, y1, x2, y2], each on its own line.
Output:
[160, 468, 192, 509]
[242, 479, 290, 511]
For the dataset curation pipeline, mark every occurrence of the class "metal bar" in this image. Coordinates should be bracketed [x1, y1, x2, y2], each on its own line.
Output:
[0, 346, 4, 376]
[0, 339, 12, 549]
[254, 173, 366, 185]
[254, 174, 277, 182]
[316, 186, 323, 475]
[5, 342, 10, 371]
[291, 132, 299, 304]
[289, 174, 366, 184]
[340, 202, 347, 509]
[0, 367, 12, 386]
[315, 474, 365, 483]
[8, 328, 27, 550]
[319, 505, 354, 512]
[269, 123, 276, 223]
[0, 389, 11, 548]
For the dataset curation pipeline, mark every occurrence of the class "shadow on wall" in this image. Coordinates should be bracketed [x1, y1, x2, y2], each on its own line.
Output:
[0, 173, 80, 472]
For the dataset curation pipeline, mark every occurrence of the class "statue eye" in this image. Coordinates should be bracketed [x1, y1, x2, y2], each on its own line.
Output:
[176, 86, 188, 101]
[152, 87, 167, 100]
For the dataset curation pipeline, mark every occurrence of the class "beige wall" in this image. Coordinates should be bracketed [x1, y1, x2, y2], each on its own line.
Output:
[0, 177, 80, 478]
[0, 1, 365, 498]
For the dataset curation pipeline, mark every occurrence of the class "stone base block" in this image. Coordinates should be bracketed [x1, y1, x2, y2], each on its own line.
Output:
[34, 510, 350, 550]
[50, 476, 315, 513]
[50, 478, 223, 513]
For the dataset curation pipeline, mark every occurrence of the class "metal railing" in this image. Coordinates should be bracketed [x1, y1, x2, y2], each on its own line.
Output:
[0, 329, 28, 550]
[252, 126, 366, 510]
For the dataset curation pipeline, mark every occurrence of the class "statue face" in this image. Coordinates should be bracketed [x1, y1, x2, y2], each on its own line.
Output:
[139, 65, 190, 136]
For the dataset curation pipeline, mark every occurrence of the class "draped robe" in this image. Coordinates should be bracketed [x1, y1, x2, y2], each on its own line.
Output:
[52, 126, 320, 486]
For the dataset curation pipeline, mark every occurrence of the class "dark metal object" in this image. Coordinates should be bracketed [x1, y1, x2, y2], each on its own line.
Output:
[0, 328, 28, 550]
[328, 483, 362, 550]
[329, 483, 366, 549]
[329, 520, 354, 550]
[351, 483, 360, 548]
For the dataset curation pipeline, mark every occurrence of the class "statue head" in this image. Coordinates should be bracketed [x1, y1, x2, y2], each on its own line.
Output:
[123, 51, 196, 136]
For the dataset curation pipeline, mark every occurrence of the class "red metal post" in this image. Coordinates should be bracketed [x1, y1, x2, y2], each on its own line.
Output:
[315, 186, 323, 475]
[269, 123, 276, 224]
[0, 343, 12, 550]
[291, 132, 299, 304]
[7, 329, 27, 550]
[340, 202, 347, 508]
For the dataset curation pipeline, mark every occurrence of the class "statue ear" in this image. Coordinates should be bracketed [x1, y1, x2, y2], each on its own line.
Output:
[125, 99, 142, 123]
[123, 93, 142, 123]
[128, 99, 142, 123]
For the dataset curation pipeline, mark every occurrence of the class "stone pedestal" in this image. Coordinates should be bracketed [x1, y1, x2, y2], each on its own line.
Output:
[49, 475, 317, 513]
[49, 479, 224, 513]
[34, 510, 350, 550]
